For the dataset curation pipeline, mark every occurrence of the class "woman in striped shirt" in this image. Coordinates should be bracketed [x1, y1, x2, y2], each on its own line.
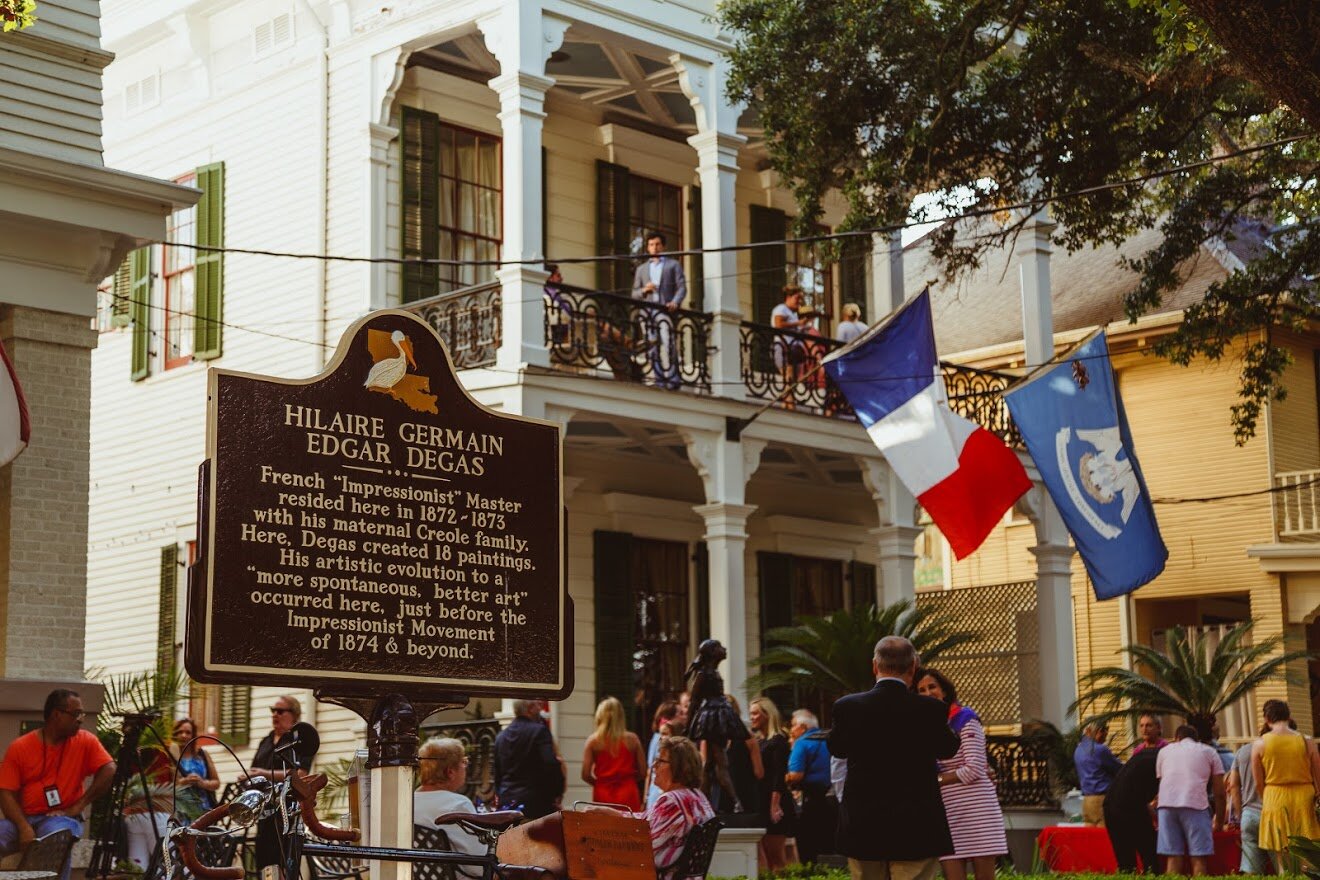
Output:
[916, 668, 1007, 880]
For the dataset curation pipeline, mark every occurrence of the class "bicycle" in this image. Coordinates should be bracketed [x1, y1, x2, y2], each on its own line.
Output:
[168, 741, 542, 880]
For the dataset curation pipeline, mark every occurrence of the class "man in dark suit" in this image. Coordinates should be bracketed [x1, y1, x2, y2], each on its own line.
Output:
[631, 231, 687, 389]
[493, 700, 564, 819]
[828, 636, 960, 880]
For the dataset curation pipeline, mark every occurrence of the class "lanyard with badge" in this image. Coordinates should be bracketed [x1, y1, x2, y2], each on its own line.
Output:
[41, 734, 68, 808]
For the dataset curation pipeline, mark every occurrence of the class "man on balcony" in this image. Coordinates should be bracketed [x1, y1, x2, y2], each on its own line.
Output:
[632, 231, 686, 390]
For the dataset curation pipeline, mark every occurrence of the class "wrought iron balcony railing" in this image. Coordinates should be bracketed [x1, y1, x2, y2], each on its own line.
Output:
[402, 281, 501, 370]
[738, 322, 851, 415]
[738, 320, 1022, 446]
[545, 283, 712, 392]
[987, 734, 1058, 809]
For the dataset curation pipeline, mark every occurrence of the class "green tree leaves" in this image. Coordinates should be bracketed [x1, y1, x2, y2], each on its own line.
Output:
[720, 0, 1320, 441]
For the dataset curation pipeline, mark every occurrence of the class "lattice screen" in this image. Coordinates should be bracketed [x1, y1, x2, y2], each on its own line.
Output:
[916, 580, 1040, 728]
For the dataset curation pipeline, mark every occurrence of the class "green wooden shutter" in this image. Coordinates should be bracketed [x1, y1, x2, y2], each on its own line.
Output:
[687, 185, 704, 311]
[129, 247, 151, 381]
[849, 560, 877, 612]
[749, 204, 787, 324]
[694, 541, 709, 640]
[595, 160, 630, 292]
[757, 551, 795, 709]
[594, 530, 635, 710]
[157, 545, 178, 676]
[219, 685, 251, 745]
[402, 107, 441, 303]
[110, 258, 132, 328]
[193, 162, 224, 360]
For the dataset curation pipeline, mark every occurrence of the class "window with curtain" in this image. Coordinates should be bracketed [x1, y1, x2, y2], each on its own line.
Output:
[633, 537, 691, 733]
[628, 175, 682, 260]
[758, 552, 846, 723]
[437, 124, 502, 293]
[163, 173, 197, 369]
[594, 531, 691, 737]
[785, 225, 831, 321]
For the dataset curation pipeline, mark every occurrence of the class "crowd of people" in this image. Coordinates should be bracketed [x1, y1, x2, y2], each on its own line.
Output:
[1074, 700, 1320, 875]
[12, 670, 1320, 880]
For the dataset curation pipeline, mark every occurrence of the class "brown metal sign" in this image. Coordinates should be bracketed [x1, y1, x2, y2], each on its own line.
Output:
[185, 310, 570, 700]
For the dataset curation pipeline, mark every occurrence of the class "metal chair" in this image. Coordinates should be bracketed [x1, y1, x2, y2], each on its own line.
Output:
[304, 834, 367, 880]
[412, 823, 457, 880]
[660, 816, 722, 880]
[144, 831, 238, 880]
[17, 829, 75, 875]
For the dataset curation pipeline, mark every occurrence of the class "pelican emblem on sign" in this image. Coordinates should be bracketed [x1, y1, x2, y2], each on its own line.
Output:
[1055, 425, 1141, 540]
[364, 329, 438, 414]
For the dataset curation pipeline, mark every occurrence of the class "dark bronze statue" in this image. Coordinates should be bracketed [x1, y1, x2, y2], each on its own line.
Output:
[684, 639, 749, 812]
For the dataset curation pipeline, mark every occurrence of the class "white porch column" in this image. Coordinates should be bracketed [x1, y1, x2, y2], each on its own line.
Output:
[683, 430, 766, 697]
[368, 121, 397, 310]
[859, 457, 919, 605]
[1017, 486, 1077, 727]
[869, 231, 904, 318]
[1015, 206, 1074, 724]
[1017, 207, 1056, 367]
[673, 57, 747, 399]
[480, 9, 570, 370]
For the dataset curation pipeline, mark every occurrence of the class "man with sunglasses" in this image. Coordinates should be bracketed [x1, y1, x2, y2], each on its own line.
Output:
[0, 689, 116, 880]
[244, 695, 319, 877]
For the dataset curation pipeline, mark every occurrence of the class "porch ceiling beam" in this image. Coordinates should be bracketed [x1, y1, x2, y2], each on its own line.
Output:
[598, 43, 674, 124]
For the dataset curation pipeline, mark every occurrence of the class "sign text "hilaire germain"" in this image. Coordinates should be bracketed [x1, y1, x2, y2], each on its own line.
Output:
[284, 404, 505, 475]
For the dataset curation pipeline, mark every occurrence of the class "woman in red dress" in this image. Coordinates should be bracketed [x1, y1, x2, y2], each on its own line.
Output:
[582, 696, 647, 810]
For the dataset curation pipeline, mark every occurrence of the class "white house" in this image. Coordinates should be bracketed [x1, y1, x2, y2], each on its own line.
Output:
[87, 0, 1076, 818]
[0, 0, 195, 735]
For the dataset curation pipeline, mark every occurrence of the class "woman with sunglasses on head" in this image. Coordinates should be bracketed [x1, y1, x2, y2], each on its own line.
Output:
[243, 695, 320, 878]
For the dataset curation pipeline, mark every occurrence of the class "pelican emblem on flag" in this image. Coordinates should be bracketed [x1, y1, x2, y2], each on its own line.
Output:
[1055, 425, 1142, 539]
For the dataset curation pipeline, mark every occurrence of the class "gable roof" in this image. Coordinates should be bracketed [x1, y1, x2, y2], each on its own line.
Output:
[902, 218, 1256, 356]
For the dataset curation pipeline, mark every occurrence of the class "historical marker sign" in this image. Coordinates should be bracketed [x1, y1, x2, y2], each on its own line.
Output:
[185, 310, 570, 699]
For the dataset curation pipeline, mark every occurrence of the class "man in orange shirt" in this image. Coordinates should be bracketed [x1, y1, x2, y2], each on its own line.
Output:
[0, 689, 116, 880]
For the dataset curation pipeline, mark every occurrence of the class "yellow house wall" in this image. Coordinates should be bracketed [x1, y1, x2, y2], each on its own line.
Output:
[950, 337, 1294, 732]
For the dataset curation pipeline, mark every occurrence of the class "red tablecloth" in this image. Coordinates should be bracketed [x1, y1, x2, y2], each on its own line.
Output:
[1036, 824, 1241, 874]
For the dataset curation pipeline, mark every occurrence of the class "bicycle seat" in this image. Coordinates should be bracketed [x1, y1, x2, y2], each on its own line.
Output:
[433, 810, 523, 831]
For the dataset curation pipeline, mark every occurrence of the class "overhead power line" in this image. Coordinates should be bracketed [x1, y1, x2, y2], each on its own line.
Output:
[155, 133, 1314, 267]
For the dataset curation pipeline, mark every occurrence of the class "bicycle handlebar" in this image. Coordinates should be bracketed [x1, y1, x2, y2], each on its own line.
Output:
[300, 795, 360, 841]
[176, 804, 245, 880]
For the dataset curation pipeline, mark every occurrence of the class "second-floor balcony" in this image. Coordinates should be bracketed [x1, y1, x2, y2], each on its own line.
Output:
[402, 282, 1022, 446]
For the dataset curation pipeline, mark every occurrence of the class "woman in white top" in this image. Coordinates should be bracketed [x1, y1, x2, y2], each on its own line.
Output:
[414, 737, 484, 877]
[835, 303, 868, 344]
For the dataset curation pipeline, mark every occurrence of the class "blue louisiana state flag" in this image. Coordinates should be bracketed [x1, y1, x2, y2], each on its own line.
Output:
[1003, 331, 1167, 599]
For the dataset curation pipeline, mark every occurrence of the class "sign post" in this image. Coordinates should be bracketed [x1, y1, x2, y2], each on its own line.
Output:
[185, 310, 571, 880]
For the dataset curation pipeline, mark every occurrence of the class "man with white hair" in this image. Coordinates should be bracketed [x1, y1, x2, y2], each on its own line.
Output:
[787, 708, 835, 864]
[828, 636, 960, 880]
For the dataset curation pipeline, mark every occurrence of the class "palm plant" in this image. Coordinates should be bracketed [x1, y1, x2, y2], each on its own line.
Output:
[89, 665, 191, 757]
[745, 600, 977, 706]
[1072, 621, 1309, 741]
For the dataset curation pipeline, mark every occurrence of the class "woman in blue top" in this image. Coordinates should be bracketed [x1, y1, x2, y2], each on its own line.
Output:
[170, 717, 221, 822]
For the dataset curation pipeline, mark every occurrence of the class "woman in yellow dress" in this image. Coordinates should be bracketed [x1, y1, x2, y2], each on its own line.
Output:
[1252, 699, 1320, 872]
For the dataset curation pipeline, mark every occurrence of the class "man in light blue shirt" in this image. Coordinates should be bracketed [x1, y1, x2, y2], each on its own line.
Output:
[630, 231, 686, 389]
[1074, 723, 1123, 825]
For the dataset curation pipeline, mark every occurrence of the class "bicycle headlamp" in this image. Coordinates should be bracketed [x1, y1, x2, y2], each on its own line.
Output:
[229, 782, 271, 826]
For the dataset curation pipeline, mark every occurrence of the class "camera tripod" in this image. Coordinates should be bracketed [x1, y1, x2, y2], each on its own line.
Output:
[86, 711, 174, 880]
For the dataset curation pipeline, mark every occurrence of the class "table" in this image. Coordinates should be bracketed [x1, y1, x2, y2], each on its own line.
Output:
[0, 871, 58, 880]
[1036, 824, 1241, 874]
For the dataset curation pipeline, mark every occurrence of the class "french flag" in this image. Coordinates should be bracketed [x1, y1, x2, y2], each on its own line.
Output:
[822, 291, 1030, 559]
